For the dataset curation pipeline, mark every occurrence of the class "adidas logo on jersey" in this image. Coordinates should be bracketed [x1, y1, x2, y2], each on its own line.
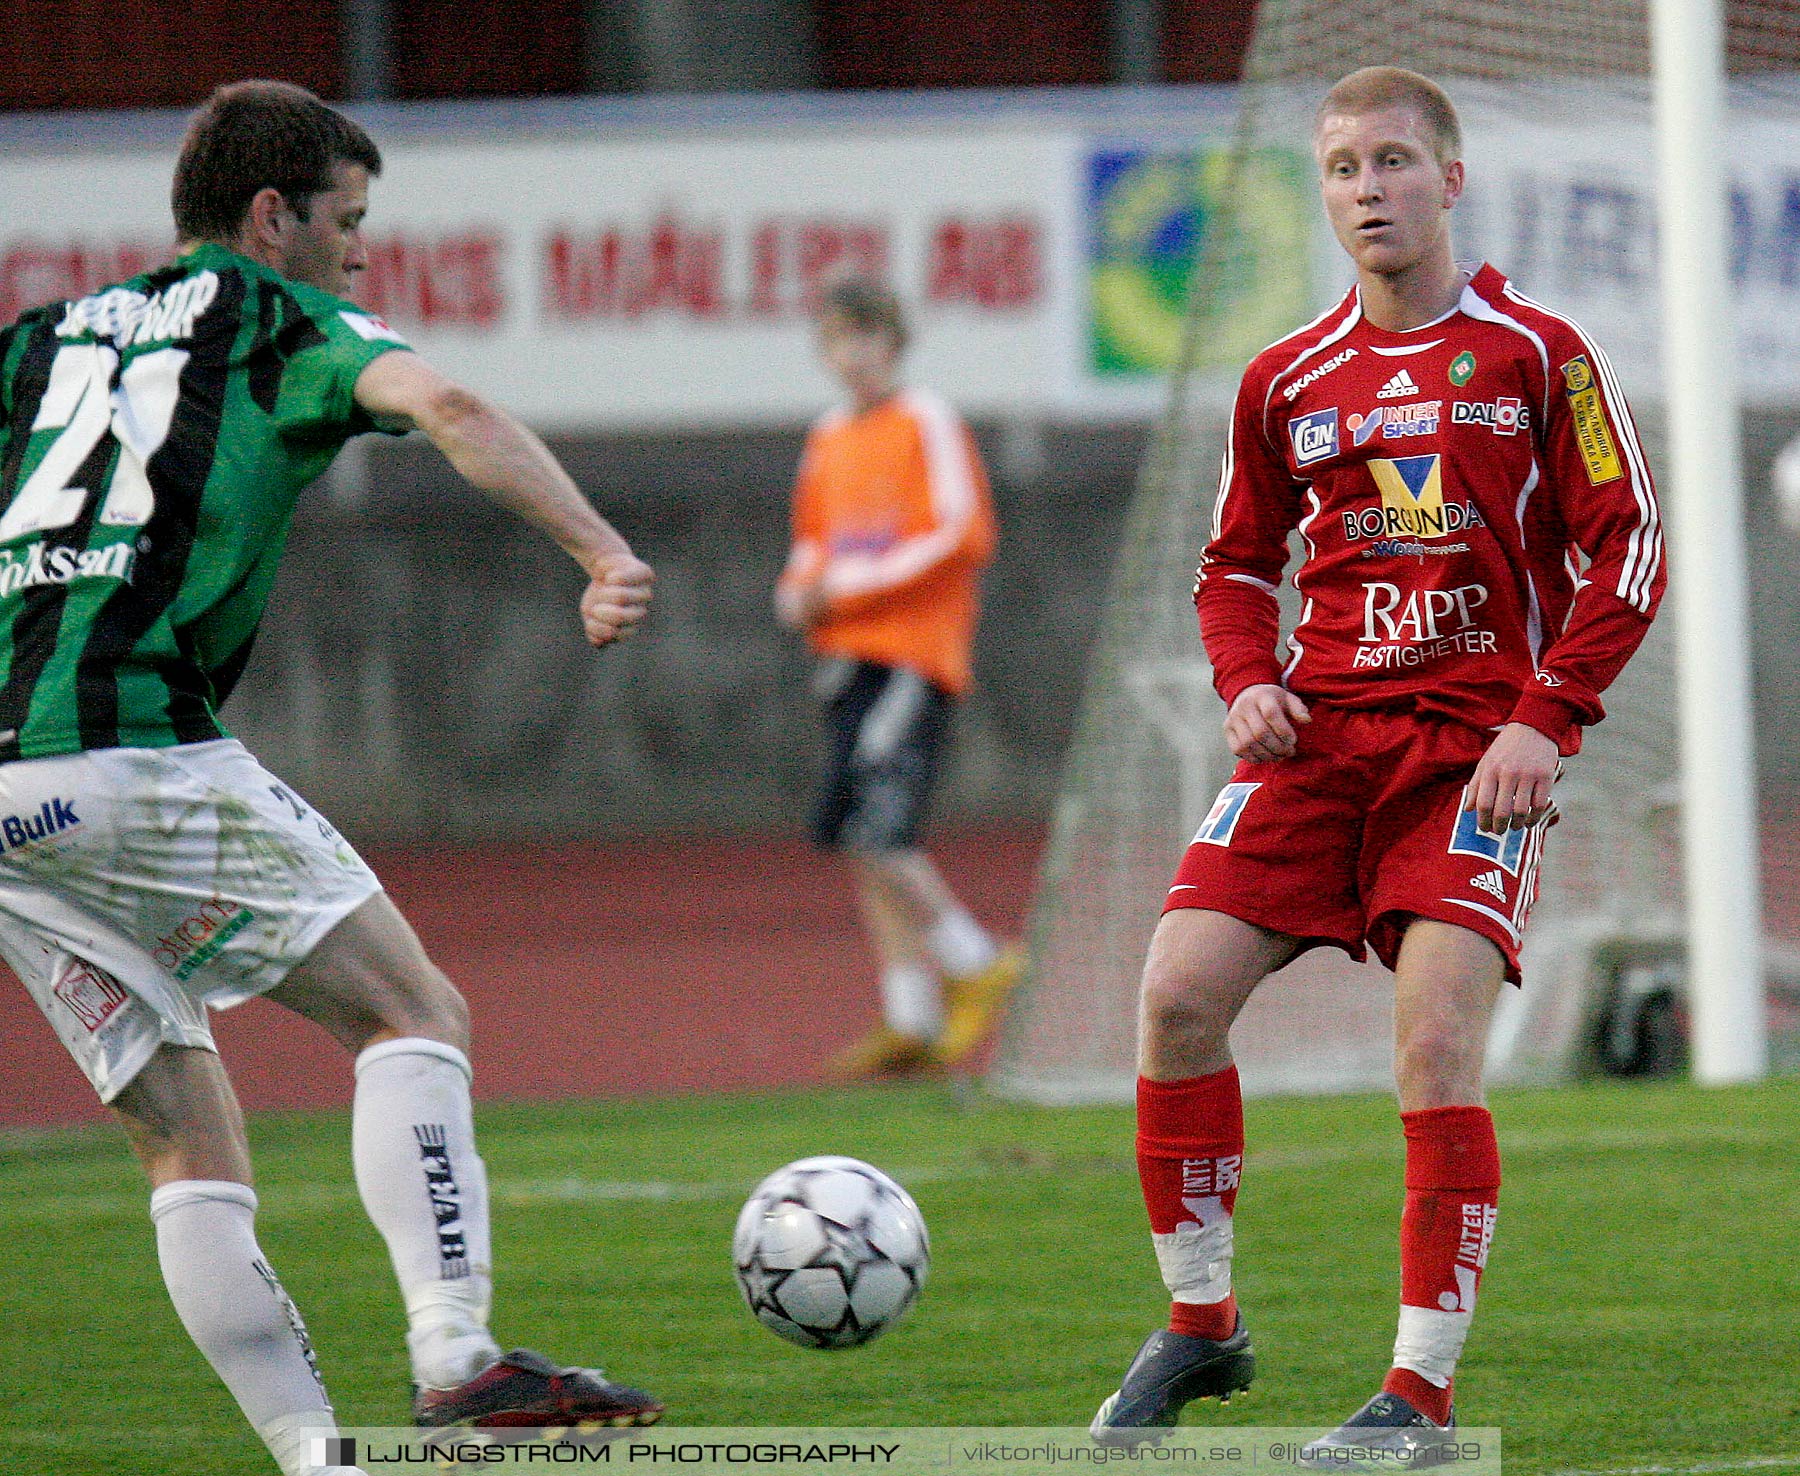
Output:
[1377, 370, 1420, 399]
[1471, 869, 1508, 902]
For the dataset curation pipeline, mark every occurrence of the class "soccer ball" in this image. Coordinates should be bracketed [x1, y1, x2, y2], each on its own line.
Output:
[732, 1156, 930, 1349]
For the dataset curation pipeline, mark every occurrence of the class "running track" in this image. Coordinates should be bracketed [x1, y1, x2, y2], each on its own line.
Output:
[4, 815, 1795, 1130]
[0, 829, 1043, 1129]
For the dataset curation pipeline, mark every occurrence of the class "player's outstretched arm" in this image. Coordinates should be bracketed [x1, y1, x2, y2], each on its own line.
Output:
[1224, 683, 1311, 763]
[352, 352, 652, 647]
[1466, 721, 1558, 834]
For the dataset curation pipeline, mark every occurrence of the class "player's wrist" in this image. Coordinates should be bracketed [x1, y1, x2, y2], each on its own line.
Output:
[571, 530, 639, 579]
[1217, 666, 1287, 710]
[1503, 692, 1581, 756]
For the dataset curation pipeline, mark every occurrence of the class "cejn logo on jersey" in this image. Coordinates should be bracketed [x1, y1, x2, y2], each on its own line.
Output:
[1347, 400, 1441, 447]
[1289, 408, 1339, 467]
[1376, 369, 1420, 399]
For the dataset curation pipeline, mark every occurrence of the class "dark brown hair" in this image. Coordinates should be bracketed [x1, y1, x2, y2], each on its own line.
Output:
[1316, 66, 1463, 166]
[172, 80, 382, 242]
[817, 274, 909, 353]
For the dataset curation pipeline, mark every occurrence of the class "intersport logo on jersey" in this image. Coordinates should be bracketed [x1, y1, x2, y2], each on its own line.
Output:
[1348, 401, 1441, 447]
[0, 540, 137, 597]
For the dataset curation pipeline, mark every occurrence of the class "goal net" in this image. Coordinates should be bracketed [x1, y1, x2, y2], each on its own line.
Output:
[990, 0, 1800, 1103]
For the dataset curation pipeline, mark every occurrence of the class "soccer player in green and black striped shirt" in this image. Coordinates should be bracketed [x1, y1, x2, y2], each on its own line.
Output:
[0, 81, 662, 1472]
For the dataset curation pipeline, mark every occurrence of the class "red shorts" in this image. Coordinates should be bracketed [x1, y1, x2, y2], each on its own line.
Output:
[1164, 705, 1552, 983]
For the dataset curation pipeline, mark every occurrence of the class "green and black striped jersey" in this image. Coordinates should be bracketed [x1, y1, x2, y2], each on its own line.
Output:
[0, 243, 410, 759]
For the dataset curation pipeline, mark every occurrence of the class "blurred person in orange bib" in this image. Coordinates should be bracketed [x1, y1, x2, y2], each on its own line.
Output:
[776, 276, 1021, 1077]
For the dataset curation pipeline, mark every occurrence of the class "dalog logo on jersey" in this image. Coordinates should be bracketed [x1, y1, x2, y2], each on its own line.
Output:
[1452, 398, 1527, 436]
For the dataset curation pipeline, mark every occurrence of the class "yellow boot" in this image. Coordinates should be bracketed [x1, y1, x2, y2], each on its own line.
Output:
[933, 944, 1026, 1065]
[825, 1024, 938, 1080]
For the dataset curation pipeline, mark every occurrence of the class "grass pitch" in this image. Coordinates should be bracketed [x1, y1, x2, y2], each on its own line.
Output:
[4, 1077, 1798, 1476]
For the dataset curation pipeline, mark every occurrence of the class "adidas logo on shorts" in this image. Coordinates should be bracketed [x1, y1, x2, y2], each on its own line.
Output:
[1377, 370, 1420, 399]
[1471, 868, 1508, 902]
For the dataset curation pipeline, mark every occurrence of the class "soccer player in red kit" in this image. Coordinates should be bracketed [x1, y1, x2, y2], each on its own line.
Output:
[1090, 67, 1664, 1461]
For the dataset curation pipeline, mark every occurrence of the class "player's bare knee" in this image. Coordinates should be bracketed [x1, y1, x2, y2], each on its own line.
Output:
[379, 962, 469, 1053]
[1394, 1027, 1485, 1108]
[1139, 971, 1228, 1053]
[110, 1053, 252, 1186]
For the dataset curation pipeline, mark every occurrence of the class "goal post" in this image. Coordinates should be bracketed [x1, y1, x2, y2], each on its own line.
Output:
[989, 0, 1796, 1104]
[1650, 0, 1768, 1084]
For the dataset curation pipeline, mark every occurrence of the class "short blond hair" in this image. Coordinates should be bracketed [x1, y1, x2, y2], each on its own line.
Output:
[1316, 66, 1462, 166]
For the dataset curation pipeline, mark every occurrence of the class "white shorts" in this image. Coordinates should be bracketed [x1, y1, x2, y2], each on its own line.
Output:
[0, 739, 382, 1103]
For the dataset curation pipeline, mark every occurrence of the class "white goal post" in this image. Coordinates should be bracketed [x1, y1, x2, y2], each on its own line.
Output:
[1651, 0, 1768, 1083]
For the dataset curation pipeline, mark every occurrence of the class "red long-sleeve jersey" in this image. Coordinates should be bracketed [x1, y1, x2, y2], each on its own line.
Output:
[1196, 263, 1664, 754]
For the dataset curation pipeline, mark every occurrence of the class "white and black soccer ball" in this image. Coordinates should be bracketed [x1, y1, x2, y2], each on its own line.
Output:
[732, 1155, 929, 1350]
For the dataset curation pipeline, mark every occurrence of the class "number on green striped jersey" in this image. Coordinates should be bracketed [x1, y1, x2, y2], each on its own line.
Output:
[0, 343, 187, 544]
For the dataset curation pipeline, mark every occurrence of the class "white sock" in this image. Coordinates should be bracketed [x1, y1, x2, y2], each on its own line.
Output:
[926, 908, 997, 978]
[353, 1038, 501, 1390]
[880, 962, 944, 1040]
[150, 1181, 341, 1476]
[1393, 1304, 1473, 1389]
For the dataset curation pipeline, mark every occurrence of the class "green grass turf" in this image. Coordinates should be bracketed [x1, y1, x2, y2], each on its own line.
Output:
[4, 1078, 1799, 1475]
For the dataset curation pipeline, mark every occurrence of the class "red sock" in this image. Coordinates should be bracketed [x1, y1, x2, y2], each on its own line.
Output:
[1137, 1068, 1243, 1342]
[1382, 1104, 1501, 1425]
